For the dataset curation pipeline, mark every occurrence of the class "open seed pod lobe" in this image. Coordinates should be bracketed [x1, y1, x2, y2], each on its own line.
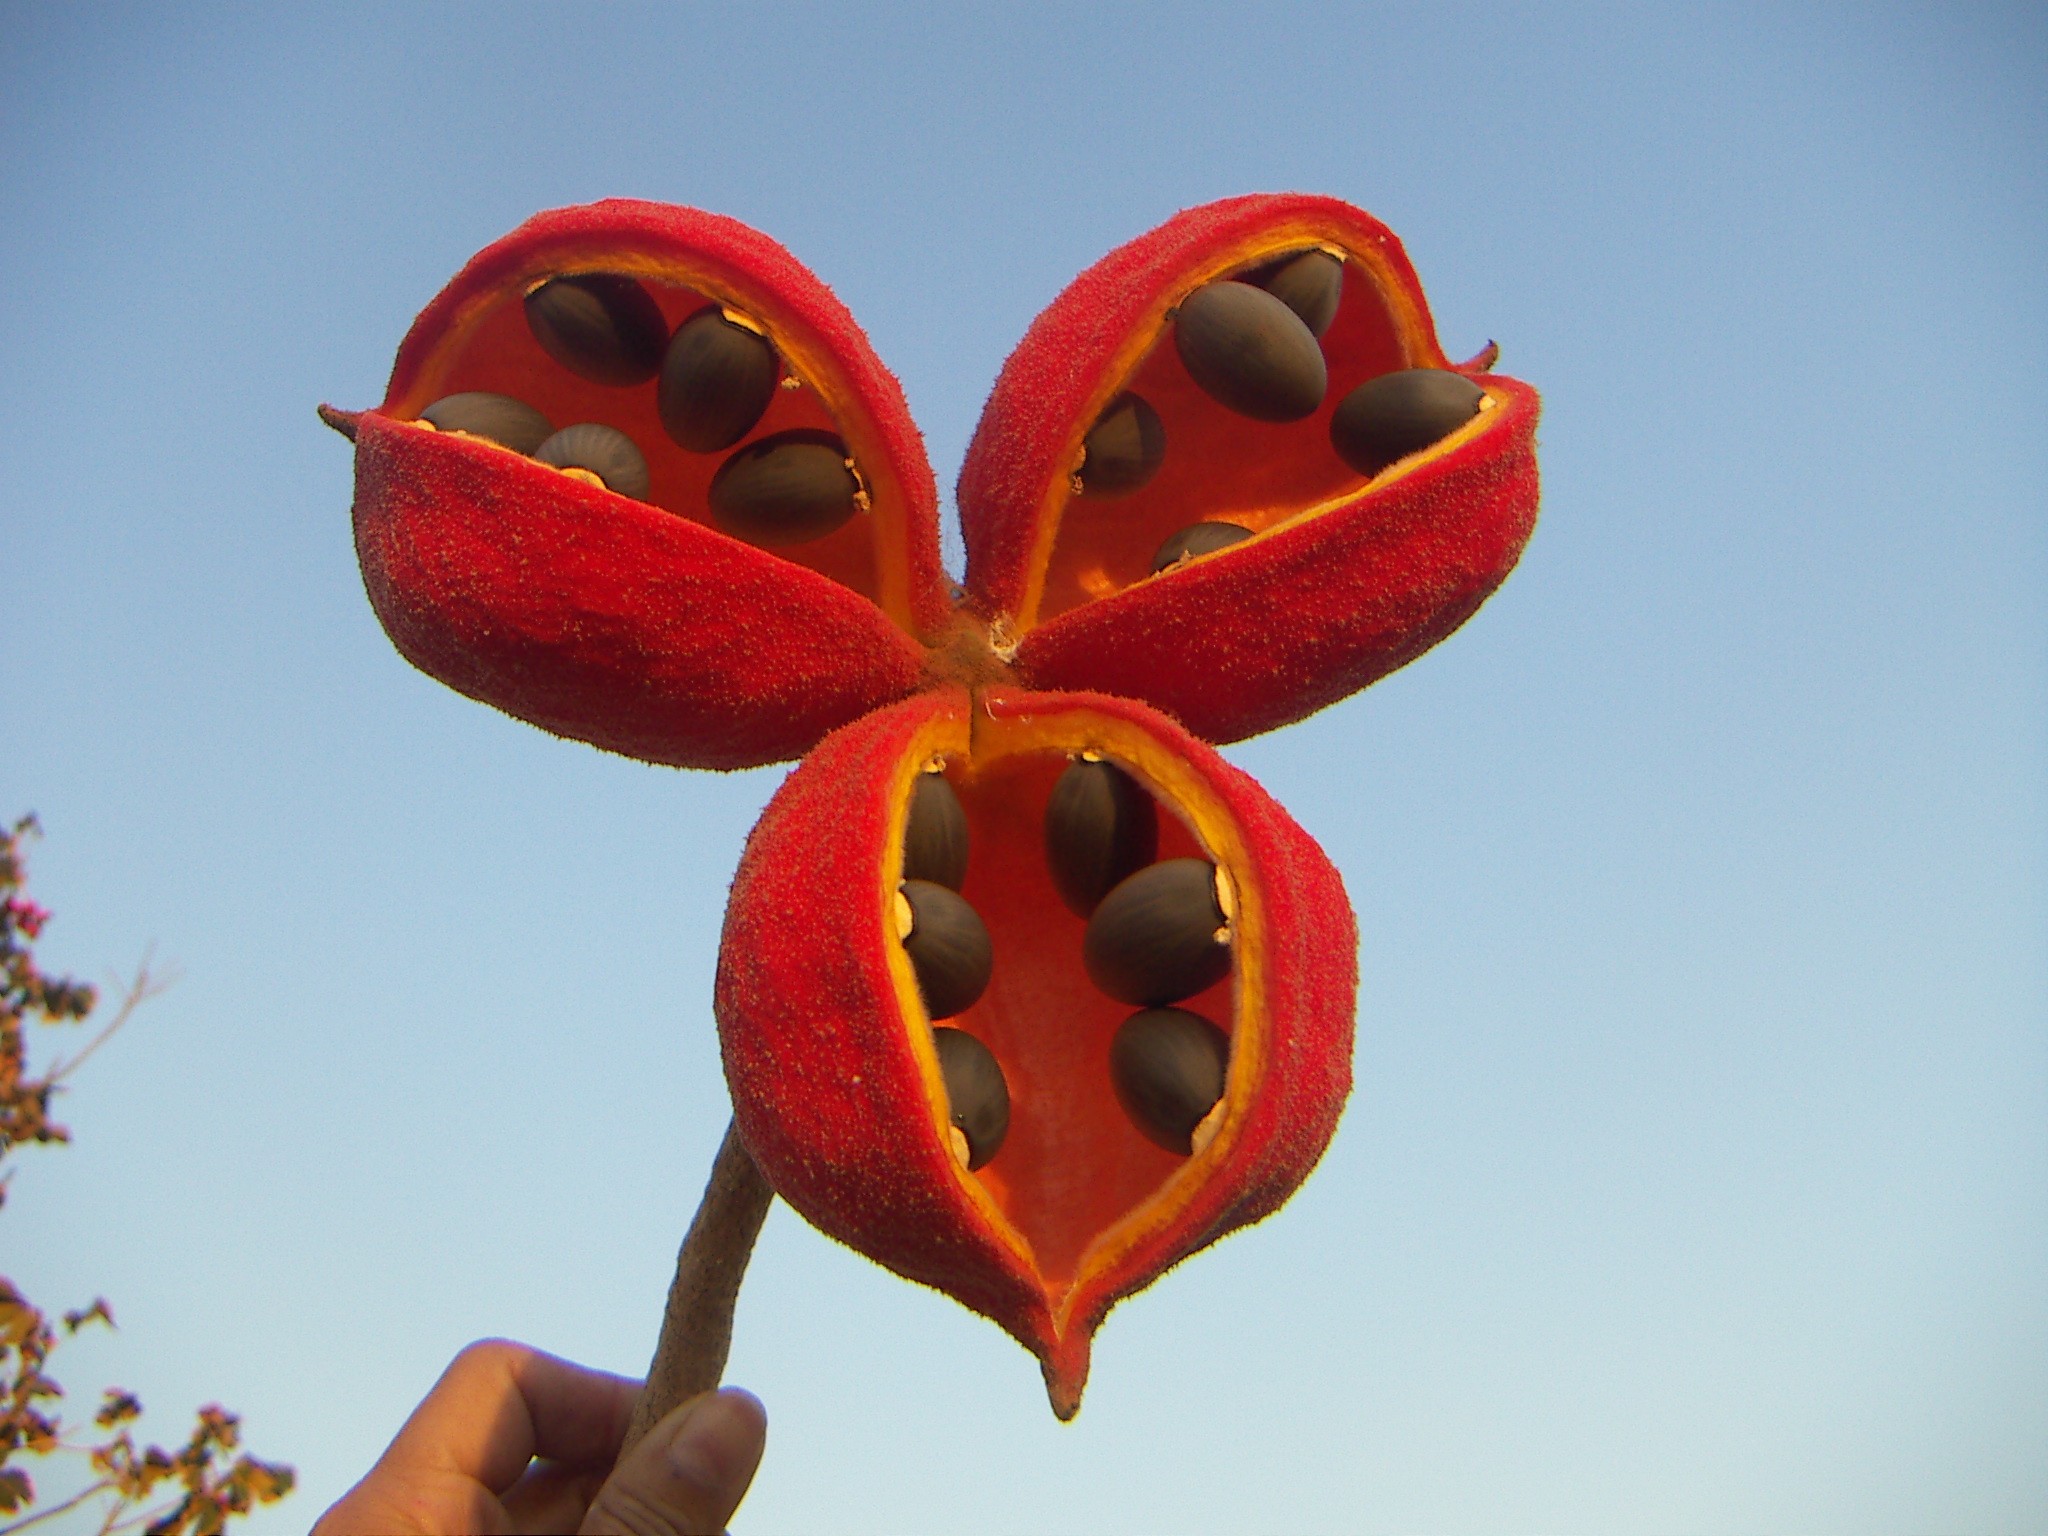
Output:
[958, 193, 1541, 744]
[717, 687, 1356, 1420]
[333, 199, 952, 769]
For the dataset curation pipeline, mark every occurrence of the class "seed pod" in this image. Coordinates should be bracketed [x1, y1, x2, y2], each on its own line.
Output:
[933, 1025, 1010, 1170]
[1250, 249, 1344, 338]
[1110, 1007, 1230, 1155]
[1330, 368, 1485, 477]
[715, 688, 1359, 1421]
[1083, 857, 1231, 1007]
[524, 273, 667, 386]
[534, 423, 650, 501]
[418, 392, 554, 454]
[709, 429, 861, 547]
[953, 197, 1542, 750]
[1150, 521, 1253, 574]
[341, 196, 1528, 1422]
[1044, 757, 1157, 917]
[1173, 280, 1327, 423]
[898, 878, 992, 1019]
[659, 306, 780, 453]
[1077, 393, 1165, 497]
[903, 771, 968, 890]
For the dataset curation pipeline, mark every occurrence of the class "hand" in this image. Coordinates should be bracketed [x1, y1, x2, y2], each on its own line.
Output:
[313, 1339, 766, 1535]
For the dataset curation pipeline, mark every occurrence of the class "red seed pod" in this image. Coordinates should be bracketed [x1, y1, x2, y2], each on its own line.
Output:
[715, 688, 1356, 1418]
[956, 193, 1540, 744]
[325, 200, 949, 769]
[322, 194, 1537, 1418]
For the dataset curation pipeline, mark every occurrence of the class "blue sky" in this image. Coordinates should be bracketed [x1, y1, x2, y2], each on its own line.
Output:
[3, 4, 2043, 1531]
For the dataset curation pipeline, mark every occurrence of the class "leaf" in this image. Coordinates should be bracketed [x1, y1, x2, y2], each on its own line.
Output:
[64, 1296, 114, 1333]
[0, 1465, 32, 1512]
[97, 1388, 143, 1427]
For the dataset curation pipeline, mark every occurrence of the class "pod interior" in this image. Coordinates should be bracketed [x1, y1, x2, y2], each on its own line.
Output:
[885, 707, 1264, 1296]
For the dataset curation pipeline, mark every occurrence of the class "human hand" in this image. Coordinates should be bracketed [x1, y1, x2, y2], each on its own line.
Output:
[312, 1339, 766, 1535]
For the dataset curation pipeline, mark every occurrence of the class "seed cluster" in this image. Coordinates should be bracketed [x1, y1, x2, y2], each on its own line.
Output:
[896, 756, 1238, 1172]
[417, 272, 864, 548]
[1076, 247, 1486, 582]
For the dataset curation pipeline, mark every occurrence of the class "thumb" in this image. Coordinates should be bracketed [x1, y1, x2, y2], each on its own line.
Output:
[578, 1388, 767, 1536]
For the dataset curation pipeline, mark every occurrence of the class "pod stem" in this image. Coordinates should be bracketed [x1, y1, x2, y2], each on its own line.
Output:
[622, 1117, 775, 1455]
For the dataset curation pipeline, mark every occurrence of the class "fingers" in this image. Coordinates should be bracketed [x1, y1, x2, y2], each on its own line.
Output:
[387, 1339, 642, 1492]
[577, 1388, 767, 1536]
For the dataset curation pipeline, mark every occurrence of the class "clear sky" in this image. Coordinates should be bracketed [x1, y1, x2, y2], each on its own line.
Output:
[3, 4, 2043, 1531]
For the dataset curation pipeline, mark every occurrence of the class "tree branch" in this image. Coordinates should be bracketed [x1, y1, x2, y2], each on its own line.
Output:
[0, 1478, 113, 1536]
[43, 957, 176, 1087]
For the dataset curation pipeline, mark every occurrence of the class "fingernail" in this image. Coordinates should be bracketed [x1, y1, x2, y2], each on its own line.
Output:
[665, 1388, 763, 1492]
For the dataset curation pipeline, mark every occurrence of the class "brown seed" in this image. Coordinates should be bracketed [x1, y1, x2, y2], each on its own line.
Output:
[933, 1025, 1009, 1170]
[708, 429, 861, 547]
[1044, 757, 1157, 918]
[1078, 392, 1166, 497]
[1082, 857, 1231, 1007]
[524, 273, 667, 386]
[903, 772, 969, 890]
[658, 306, 780, 453]
[1150, 521, 1253, 574]
[899, 879, 992, 1020]
[534, 423, 650, 501]
[1329, 368, 1485, 477]
[419, 392, 554, 454]
[1109, 1007, 1229, 1155]
[1250, 249, 1344, 338]
[1173, 280, 1327, 422]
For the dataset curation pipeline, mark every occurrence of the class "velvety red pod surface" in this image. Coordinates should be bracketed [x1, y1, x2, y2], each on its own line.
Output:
[324, 195, 1533, 1419]
[715, 687, 1356, 1417]
[956, 193, 1540, 744]
[327, 200, 950, 769]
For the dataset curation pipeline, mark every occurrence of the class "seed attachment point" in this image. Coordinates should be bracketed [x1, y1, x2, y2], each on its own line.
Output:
[1190, 1098, 1227, 1157]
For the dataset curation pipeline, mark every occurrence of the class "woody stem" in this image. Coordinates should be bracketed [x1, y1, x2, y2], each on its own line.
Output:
[621, 1117, 775, 1455]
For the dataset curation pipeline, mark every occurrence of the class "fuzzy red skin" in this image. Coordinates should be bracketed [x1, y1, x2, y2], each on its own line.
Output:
[1016, 378, 1540, 743]
[325, 197, 1520, 1414]
[715, 688, 1356, 1416]
[350, 413, 927, 769]
[346, 199, 948, 768]
[957, 192, 1540, 742]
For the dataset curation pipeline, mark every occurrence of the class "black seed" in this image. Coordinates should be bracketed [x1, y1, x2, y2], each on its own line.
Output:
[1078, 392, 1166, 497]
[1329, 368, 1485, 477]
[1150, 521, 1253, 574]
[419, 392, 554, 454]
[1110, 1007, 1229, 1155]
[903, 773, 969, 890]
[1044, 759, 1158, 918]
[1173, 280, 1327, 423]
[534, 424, 650, 501]
[901, 879, 992, 1020]
[1082, 857, 1231, 1007]
[1249, 249, 1344, 339]
[658, 306, 780, 453]
[524, 273, 667, 386]
[933, 1026, 1010, 1170]
[708, 429, 860, 547]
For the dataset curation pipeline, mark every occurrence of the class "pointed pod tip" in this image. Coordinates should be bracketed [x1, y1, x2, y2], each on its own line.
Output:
[1456, 340, 1501, 373]
[1043, 1371, 1085, 1422]
[1040, 1335, 1091, 1421]
[317, 403, 362, 441]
